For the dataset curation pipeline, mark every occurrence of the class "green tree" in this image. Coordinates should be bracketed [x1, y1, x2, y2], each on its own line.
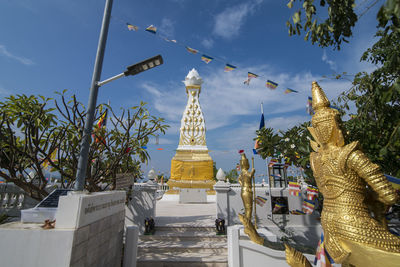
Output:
[226, 169, 239, 183]
[0, 92, 168, 200]
[286, 0, 400, 50]
[284, 0, 400, 177]
[256, 122, 315, 184]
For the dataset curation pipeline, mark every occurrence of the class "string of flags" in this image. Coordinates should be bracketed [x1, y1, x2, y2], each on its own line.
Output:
[123, 20, 356, 117]
[123, 21, 306, 97]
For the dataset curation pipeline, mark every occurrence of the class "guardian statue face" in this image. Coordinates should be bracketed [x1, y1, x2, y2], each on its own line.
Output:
[309, 82, 340, 145]
[240, 154, 250, 170]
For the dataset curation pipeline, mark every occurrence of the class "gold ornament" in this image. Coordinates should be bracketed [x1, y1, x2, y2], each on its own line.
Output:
[287, 82, 400, 267]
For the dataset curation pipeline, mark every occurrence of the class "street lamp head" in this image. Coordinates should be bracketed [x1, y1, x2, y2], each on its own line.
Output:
[124, 54, 163, 76]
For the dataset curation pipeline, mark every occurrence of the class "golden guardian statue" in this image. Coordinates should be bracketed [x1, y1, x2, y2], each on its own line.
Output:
[297, 81, 400, 267]
[238, 153, 264, 245]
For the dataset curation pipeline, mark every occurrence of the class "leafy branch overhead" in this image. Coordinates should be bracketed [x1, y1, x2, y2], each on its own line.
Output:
[286, 0, 400, 50]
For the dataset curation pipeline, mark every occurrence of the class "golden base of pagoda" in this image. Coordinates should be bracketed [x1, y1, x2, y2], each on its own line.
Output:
[167, 179, 215, 189]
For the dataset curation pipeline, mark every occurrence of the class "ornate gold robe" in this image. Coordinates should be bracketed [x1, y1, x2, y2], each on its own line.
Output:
[310, 141, 400, 263]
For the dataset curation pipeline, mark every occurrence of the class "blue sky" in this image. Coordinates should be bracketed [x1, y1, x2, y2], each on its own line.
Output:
[0, 0, 380, 181]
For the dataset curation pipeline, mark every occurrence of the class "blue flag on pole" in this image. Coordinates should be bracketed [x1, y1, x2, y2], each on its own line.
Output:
[259, 113, 265, 129]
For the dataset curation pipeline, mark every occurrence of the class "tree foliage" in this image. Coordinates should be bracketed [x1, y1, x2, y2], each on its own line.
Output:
[0, 92, 168, 200]
[338, 29, 400, 176]
[280, 0, 400, 178]
[226, 169, 239, 183]
[256, 123, 315, 184]
[286, 0, 400, 50]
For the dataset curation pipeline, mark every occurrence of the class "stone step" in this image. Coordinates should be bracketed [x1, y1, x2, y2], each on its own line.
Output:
[137, 261, 228, 267]
[139, 246, 227, 254]
[138, 238, 227, 249]
[140, 235, 226, 242]
[155, 226, 216, 232]
[137, 225, 228, 267]
[137, 249, 228, 266]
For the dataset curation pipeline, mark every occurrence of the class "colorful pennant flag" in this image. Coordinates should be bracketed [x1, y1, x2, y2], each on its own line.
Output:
[290, 209, 306, 215]
[186, 46, 198, 54]
[256, 196, 268, 206]
[94, 108, 108, 145]
[97, 109, 108, 128]
[285, 88, 299, 94]
[306, 186, 319, 201]
[248, 72, 258, 79]
[252, 148, 258, 155]
[201, 55, 213, 64]
[302, 199, 315, 214]
[156, 148, 164, 150]
[141, 146, 147, 149]
[126, 23, 138, 31]
[288, 181, 301, 196]
[266, 80, 278, 89]
[268, 158, 278, 167]
[306, 96, 314, 115]
[273, 202, 286, 213]
[145, 25, 157, 34]
[224, 64, 237, 72]
[314, 233, 334, 267]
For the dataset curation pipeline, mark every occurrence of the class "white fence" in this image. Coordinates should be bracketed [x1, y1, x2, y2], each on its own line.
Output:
[0, 184, 39, 217]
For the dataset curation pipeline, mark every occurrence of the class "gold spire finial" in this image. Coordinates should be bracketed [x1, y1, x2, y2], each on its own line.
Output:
[312, 81, 330, 111]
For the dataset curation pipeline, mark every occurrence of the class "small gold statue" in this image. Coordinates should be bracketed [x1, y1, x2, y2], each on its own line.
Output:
[238, 153, 264, 245]
[305, 81, 400, 266]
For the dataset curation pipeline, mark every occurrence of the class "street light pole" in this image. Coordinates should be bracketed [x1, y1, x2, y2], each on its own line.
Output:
[74, 0, 113, 191]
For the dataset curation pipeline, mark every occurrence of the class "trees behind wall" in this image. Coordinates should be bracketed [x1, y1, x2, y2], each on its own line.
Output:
[0, 91, 168, 201]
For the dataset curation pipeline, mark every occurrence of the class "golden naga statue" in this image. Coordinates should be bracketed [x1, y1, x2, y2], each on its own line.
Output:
[286, 81, 400, 267]
[238, 153, 264, 245]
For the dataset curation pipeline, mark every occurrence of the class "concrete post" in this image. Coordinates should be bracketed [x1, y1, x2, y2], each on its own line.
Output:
[123, 225, 139, 267]
[228, 225, 241, 267]
[214, 181, 231, 225]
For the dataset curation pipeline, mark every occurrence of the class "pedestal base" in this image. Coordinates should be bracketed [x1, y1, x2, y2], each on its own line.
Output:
[179, 188, 207, 203]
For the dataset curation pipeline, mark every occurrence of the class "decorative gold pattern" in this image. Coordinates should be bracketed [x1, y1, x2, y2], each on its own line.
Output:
[307, 81, 400, 266]
[178, 85, 207, 146]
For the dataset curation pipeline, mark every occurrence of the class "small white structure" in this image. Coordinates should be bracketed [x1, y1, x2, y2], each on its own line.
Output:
[0, 191, 126, 267]
[125, 182, 157, 233]
[228, 225, 323, 267]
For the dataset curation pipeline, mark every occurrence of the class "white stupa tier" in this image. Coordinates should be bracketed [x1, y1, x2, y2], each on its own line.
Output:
[177, 68, 208, 151]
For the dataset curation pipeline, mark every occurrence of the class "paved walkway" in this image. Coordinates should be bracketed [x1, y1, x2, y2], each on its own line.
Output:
[155, 195, 216, 227]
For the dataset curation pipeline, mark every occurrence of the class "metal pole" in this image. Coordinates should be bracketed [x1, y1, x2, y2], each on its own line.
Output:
[74, 0, 114, 191]
[252, 157, 257, 229]
[97, 72, 125, 87]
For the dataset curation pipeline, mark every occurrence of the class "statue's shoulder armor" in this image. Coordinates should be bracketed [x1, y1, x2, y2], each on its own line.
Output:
[338, 141, 359, 173]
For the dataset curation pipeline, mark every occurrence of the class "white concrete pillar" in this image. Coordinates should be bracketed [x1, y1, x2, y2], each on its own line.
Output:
[228, 225, 241, 267]
[214, 181, 231, 225]
[123, 225, 138, 267]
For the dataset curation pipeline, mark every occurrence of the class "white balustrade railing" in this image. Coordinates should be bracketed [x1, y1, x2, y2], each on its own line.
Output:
[0, 184, 38, 217]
